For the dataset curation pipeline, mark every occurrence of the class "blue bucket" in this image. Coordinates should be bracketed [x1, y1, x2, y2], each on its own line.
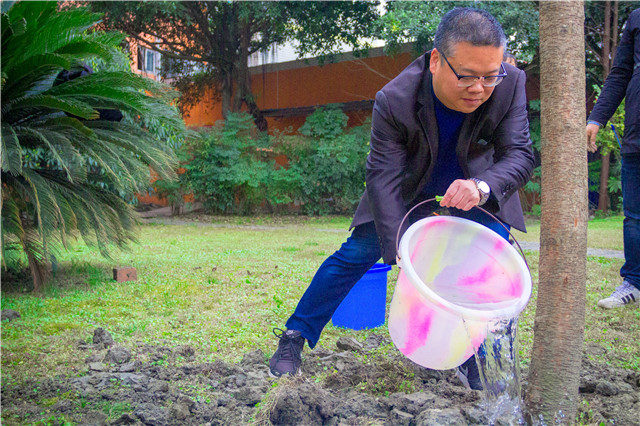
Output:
[331, 263, 392, 330]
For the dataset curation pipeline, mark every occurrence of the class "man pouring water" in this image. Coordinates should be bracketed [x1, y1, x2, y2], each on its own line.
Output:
[269, 7, 535, 390]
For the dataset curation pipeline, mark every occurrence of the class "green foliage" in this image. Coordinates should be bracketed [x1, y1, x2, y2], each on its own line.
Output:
[299, 105, 349, 139]
[89, 1, 380, 123]
[286, 107, 370, 215]
[588, 85, 625, 211]
[591, 87, 625, 157]
[585, 2, 637, 90]
[375, 1, 539, 62]
[1, 2, 185, 289]
[181, 108, 369, 215]
[183, 113, 274, 214]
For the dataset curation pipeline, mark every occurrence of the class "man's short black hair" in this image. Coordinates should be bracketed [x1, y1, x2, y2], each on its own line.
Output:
[434, 7, 506, 57]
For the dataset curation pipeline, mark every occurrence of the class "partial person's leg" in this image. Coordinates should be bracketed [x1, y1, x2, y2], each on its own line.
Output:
[269, 221, 382, 377]
[285, 221, 383, 347]
[599, 154, 640, 309]
[620, 154, 640, 290]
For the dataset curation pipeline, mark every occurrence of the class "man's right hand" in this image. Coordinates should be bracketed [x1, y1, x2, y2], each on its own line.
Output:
[586, 123, 601, 153]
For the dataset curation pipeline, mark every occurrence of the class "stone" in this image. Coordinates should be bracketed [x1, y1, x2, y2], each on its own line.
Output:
[118, 373, 146, 388]
[1, 309, 20, 321]
[336, 336, 364, 353]
[415, 408, 467, 426]
[110, 413, 137, 425]
[234, 386, 265, 406]
[104, 346, 132, 365]
[462, 406, 489, 424]
[170, 402, 191, 420]
[410, 362, 443, 381]
[80, 409, 108, 425]
[617, 381, 635, 394]
[113, 267, 137, 282]
[217, 396, 232, 407]
[85, 352, 105, 364]
[148, 379, 169, 393]
[240, 349, 265, 367]
[51, 399, 74, 413]
[389, 408, 414, 426]
[93, 328, 114, 347]
[364, 333, 385, 350]
[392, 391, 435, 415]
[119, 361, 138, 373]
[89, 362, 106, 372]
[177, 395, 195, 408]
[134, 403, 168, 426]
[596, 381, 619, 396]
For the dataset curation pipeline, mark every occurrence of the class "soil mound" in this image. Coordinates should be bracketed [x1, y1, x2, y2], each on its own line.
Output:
[1, 331, 638, 425]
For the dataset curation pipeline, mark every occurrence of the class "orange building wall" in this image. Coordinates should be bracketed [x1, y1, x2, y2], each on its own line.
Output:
[183, 51, 416, 131]
[182, 52, 540, 133]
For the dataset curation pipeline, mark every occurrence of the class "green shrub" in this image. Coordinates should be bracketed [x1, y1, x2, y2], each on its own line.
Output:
[180, 107, 370, 215]
[183, 113, 274, 214]
[280, 106, 370, 215]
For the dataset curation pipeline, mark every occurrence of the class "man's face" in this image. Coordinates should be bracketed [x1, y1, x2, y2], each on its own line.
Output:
[430, 42, 504, 113]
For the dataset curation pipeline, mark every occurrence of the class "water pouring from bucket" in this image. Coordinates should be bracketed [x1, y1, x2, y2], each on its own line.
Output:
[388, 198, 532, 370]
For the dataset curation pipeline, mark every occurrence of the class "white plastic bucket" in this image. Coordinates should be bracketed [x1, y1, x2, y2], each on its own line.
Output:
[388, 215, 532, 370]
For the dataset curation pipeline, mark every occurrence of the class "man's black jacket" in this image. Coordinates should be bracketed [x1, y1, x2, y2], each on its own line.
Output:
[350, 53, 535, 265]
[589, 8, 640, 155]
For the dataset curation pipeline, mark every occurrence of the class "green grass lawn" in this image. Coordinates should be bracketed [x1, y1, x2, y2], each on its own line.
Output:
[512, 214, 624, 250]
[2, 214, 637, 390]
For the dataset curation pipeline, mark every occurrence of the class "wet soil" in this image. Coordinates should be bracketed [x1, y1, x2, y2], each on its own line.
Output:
[1, 329, 638, 425]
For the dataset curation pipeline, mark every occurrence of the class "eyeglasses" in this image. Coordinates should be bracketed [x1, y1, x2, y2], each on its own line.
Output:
[440, 51, 507, 88]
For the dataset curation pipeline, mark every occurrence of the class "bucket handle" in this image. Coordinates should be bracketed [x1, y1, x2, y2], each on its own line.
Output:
[395, 197, 530, 271]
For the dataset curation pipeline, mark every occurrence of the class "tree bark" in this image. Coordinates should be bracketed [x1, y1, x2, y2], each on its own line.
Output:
[526, 2, 588, 424]
[221, 73, 232, 120]
[234, 27, 268, 131]
[598, 152, 611, 211]
[20, 213, 49, 292]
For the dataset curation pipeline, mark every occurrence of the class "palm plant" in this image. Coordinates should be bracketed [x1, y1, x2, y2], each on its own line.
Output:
[1, 2, 184, 290]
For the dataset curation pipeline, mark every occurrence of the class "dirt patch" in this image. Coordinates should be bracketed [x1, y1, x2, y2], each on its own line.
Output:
[1, 330, 638, 425]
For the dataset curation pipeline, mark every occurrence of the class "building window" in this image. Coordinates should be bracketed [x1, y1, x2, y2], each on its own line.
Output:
[146, 50, 155, 73]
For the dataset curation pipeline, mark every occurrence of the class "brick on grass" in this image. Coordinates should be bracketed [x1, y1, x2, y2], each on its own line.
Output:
[113, 267, 137, 282]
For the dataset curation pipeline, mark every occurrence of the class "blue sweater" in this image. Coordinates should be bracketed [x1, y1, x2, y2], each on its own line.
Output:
[422, 91, 467, 198]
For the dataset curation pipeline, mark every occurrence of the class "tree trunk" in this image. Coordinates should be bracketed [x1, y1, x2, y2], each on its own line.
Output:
[20, 213, 49, 292]
[234, 28, 268, 131]
[526, 2, 588, 424]
[221, 73, 232, 120]
[597, 1, 613, 213]
[598, 152, 611, 212]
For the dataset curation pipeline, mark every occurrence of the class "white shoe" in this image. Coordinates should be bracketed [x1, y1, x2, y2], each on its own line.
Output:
[597, 281, 640, 309]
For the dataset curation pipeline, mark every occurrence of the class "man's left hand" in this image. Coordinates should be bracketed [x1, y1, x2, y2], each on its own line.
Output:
[439, 179, 481, 211]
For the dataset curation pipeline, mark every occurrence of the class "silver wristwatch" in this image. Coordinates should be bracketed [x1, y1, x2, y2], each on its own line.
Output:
[470, 178, 490, 206]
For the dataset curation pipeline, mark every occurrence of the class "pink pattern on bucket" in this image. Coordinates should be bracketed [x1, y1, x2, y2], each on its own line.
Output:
[400, 304, 434, 356]
[409, 218, 449, 264]
[456, 264, 493, 288]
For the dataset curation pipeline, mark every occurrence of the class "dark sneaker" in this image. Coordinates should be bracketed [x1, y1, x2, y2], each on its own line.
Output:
[456, 356, 483, 390]
[269, 328, 305, 377]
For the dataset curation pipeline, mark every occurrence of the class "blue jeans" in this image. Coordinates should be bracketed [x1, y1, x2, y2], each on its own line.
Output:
[621, 154, 640, 290]
[286, 206, 511, 347]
